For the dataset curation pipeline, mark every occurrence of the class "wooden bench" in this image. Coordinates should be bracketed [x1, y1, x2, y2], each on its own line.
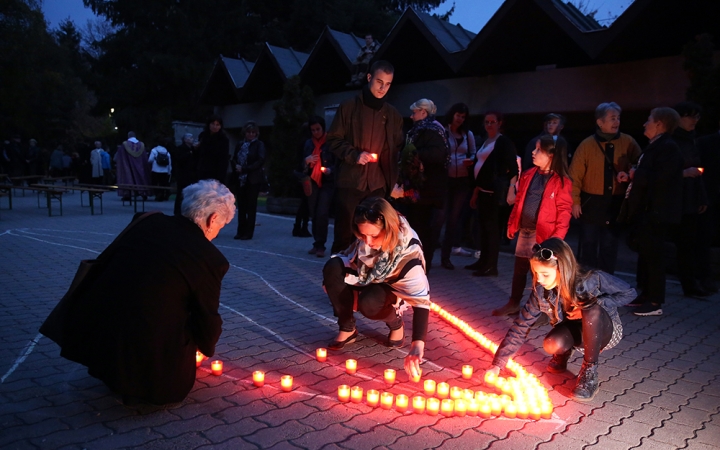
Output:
[33, 184, 110, 215]
[42, 176, 78, 187]
[116, 184, 173, 213]
[3, 185, 66, 216]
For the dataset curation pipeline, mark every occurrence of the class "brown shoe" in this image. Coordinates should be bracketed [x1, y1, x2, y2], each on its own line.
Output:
[491, 301, 521, 316]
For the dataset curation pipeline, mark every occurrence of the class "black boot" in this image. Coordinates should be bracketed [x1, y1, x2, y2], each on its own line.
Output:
[298, 223, 312, 237]
[492, 300, 521, 316]
[292, 223, 301, 237]
[547, 349, 572, 373]
[572, 361, 599, 401]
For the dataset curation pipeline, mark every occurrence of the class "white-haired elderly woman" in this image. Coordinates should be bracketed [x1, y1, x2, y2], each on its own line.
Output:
[41, 180, 236, 405]
[391, 98, 449, 272]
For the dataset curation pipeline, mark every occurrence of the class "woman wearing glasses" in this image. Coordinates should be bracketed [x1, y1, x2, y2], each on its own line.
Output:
[485, 238, 635, 401]
[322, 197, 429, 380]
[492, 135, 572, 316]
[465, 111, 518, 276]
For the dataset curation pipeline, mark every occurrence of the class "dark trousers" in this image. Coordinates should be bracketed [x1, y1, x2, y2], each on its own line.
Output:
[509, 256, 532, 304]
[476, 192, 501, 270]
[400, 203, 442, 267]
[308, 182, 334, 250]
[151, 172, 170, 201]
[440, 177, 473, 260]
[636, 221, 669, 304]
[331, 187, 385, 254]
[544, 303, 613, 363]
[236, 183, 261, 238]
[578, 222, 620, 274]
[323, 258, 402, 332]
[673, 213, 707, 289]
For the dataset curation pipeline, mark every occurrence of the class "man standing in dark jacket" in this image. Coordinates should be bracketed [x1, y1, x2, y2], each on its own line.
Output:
[172, 133, 199, 215]
[327, 60, 404, 254]
[627, 107, 684, 317]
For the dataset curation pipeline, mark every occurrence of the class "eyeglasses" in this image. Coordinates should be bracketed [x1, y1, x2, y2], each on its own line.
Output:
[484, 120, 498, 125]
[355, 205, 384, 223]
[532, 243, 557, 261]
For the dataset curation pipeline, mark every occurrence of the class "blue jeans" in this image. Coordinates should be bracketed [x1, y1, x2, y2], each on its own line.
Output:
[440, 177, 473, 260]
[308, 181, 334, 250]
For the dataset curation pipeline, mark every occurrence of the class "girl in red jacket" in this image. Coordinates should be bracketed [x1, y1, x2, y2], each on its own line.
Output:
[492, 135, 573, 316]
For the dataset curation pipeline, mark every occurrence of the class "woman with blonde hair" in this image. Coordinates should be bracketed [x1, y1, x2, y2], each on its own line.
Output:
[485, 237, 635, 401]
[322, 197, 430, 379]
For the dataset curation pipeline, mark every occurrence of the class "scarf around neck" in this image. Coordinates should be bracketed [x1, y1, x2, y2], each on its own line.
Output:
[362, 84, 385, 111]
[350, 216, 413, 285]
[310, 134, 326, 188]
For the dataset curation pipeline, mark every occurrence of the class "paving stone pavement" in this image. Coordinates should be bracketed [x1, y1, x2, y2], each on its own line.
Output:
[1, 192, 719, 449]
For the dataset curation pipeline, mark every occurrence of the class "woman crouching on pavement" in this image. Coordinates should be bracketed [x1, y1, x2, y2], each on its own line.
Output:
[323, 197, 429, 380]
[485, 237, 635, 401]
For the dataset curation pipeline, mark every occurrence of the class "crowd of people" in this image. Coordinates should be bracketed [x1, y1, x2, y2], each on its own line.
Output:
[38, 59, 719, 408]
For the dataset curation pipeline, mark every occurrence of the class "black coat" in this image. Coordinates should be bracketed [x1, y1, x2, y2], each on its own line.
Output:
[474, 134, 518, 192]
[172, 142, 198, 189]
[672, 127, 708, 214]
[55, 213, 228, 404]
[231, 139, 266, 186]
[627, 133, 684, 225]
[410, 125, 449, 208]
[196, 131, 230, 183]
[696, 131, 720, 205]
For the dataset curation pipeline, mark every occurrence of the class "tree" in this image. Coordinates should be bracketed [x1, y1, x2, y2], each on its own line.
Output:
[682, 33, 720, 132]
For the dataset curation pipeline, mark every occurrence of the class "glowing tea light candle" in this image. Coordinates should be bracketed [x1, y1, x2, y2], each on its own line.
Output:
[410, 368, 422, 383]
[516, 402, 529, 420]
[423, 380, 436, 397]
[412, 395, 426, 414]
[252, 370, 265, 387]
[316, 348, 327, 362]
[370, 153, 378, 161]
[490, 398, 502, 416]
[467, 398, 479, 416]
[541, 402, 553, 419]
[436, 382, 450, 399]
[366, 389, 380, 407]
[426, 398, 440, 416]
[450, 386, 464, 400]
[484, 371, 497, 387]
[320, 166, 327, 173]
[345, 359, 357, 374]
[380, 392, 394, 410]
[441, 399, 455, 417]
[529, 405, 542, 420]
[461, 364, 474, 379]
[211, 360, 223, 376]
[384, 369, 396, 384]
[395, 394, 409, 413]
[196, 352, 203, 367]
[698, 167, 704, 173]
[350, 386, 363, 403]
[463, 389, 474, 401]
[280, 375, 293, 392]
[479, 402, 492, 418]
[504, 402, 517, 419]
[454, 399, 467, 417]
[337, 384, 351, 402]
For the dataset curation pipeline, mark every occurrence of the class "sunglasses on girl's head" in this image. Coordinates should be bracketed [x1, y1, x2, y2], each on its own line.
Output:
[532, 243, 557, 261]
[355, 205, 384, 223]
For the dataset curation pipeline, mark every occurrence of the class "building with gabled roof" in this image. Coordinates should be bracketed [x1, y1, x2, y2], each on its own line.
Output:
[237, 43, 309, 103]
[199, 56, 254, 106]
[299, 27, 367, 95]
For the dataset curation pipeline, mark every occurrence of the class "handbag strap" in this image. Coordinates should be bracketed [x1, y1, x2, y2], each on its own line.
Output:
[96, 211, 161, 262]
[593, 136, 619, 176]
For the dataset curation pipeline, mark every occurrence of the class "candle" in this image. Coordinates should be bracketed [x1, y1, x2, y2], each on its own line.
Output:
[395, 394, 409, 413]
[196, 351, 203, 367]
[516, 402, 529, 420]
[337, 384, 350, 402]
[412, 395, 426, 414]
[370, 153, 378, 161]
[454, 399, 467, 417]
[467, 399, 479, 416]
[504, 402, 517, 419]
[345, 359, 357, 375]
[541, 402, 553, 419]
[450, 386, 464, 400]
[490, 398, 502, 416]
[211, 360, 223, 376]
[529, 405, 542, 420]
[441, 399, 455, 417]
[320, 166, 327, 173]
[410, 368, 422, 383]
[461, 364, 473, 379]
[380, 392, 394, 410]
[316, 348, 327, 362]
[484, 371, 497, 387]
[384, 369, 396, 384]
[436, 382, 450, 399]
[426, 398, 440, 416]
[479, 402, 492, 418]
[252, 370, 265, 387]
[463, 389, 474, 401]
[423, 380, 436, 397]
[366, 389, 380, 407]
[280, 375, 293, 392]
[350, 386, 363, 403]
[698, 167, 704, 173]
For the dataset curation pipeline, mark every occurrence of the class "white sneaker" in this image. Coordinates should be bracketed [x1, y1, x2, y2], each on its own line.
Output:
[474, 250, 482, 259]
[451, 247, 473, 257]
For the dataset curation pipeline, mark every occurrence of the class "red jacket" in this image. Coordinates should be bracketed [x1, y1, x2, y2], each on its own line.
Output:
[508, 167, 573, 243]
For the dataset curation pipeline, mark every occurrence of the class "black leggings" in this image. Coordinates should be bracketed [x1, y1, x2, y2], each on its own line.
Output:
[323, 258, 402, 333]
[542, 303, 613, 364]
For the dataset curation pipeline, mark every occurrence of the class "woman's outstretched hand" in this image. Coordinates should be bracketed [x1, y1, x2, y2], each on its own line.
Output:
[404, 340, 425, 379]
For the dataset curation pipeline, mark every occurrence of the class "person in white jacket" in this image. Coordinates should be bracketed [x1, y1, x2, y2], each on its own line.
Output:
[90, 141, 105, 184]
[148, 140, 172, 201]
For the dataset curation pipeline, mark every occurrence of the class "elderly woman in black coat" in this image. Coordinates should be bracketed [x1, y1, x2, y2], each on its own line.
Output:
[42, 180, 236, 405]
[231, 121, 267, 240]
[391, 98, 449, 271]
